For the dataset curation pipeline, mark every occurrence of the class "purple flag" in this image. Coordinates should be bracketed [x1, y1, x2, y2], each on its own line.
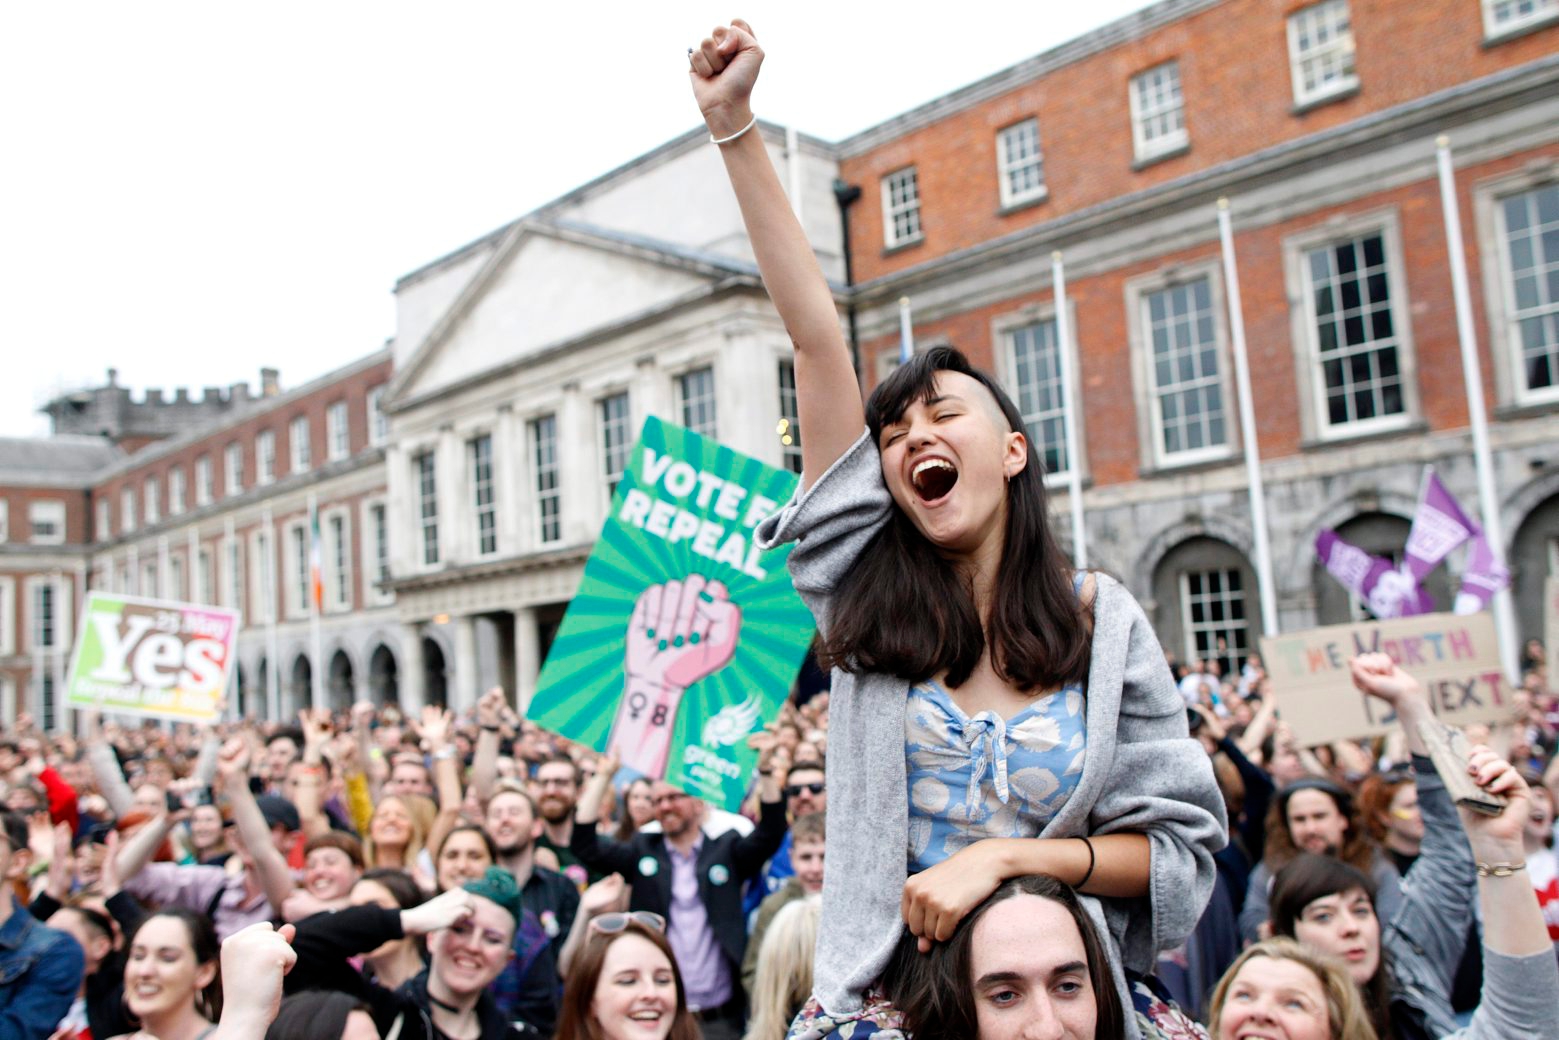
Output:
[1454, 524, 1510, 615]
[1316, 529, 1434, 619]
[1404, 469, 1474, 582]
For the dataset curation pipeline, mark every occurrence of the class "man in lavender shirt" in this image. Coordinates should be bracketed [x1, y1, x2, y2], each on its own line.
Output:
[113, 739, 296, 942]
[572, 758, 786, 1040]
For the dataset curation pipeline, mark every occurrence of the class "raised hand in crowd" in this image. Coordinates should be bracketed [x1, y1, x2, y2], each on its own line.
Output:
[208, 922, 298, 1040]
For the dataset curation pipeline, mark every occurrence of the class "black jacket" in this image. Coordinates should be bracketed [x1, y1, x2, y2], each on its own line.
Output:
[287, 904, 544, 1039]
[569, 799, 788, 976]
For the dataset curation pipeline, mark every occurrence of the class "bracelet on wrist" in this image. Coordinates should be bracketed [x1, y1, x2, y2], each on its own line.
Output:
[433, 746, 457, 761]
[1475, 860, 1526, 877]
[709, 113, 758, 145]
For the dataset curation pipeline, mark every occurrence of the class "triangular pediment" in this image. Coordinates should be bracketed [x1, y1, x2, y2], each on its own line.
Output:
[388, 222, 747, 407]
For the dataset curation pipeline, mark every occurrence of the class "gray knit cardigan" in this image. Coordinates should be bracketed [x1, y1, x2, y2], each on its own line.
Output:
[755, 431, 1228, 1036]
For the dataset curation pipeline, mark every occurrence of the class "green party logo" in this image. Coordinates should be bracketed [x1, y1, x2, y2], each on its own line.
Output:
[528, 417, 815, 813]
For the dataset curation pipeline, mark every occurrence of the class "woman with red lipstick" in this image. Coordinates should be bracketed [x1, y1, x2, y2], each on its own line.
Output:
[690, 19, 1224, 1038]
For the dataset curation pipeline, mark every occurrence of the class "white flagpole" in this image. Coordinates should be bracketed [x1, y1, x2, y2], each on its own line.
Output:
[1051, 252, 1086, 568]
[898, 296, 914, 364]
[1435, 135, 1519, 681]
[262, 505, 281, 721]
[308, 491, 324, 712]
[1218, 199, 1279, 636]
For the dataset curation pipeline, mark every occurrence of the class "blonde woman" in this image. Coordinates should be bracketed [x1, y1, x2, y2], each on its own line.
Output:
[744, 898, 820, 1040]
[1209, 938, 1377, 1040]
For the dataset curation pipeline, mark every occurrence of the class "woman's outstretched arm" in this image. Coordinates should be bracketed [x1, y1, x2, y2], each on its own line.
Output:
[690, 20, 865, 484]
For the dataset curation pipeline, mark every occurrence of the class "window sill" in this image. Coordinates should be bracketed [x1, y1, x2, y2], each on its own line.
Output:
[882, 235, 925, 258]
[1482, 12, 1559, 46]
[1493, 396, 1559, 421]
[998, 190, 1050, 216]
[1299, 416, 1425, 452]
[1132, 140, 1190, 171]
[1290, 81, 1360, 116]
[1137, 449, 1239, 480]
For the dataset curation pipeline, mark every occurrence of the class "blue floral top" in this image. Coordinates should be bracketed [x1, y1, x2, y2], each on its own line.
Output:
[905, 584, 1089, 871]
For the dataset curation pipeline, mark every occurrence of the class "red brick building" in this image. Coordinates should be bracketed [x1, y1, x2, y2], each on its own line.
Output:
[833, 0, 1559, 664]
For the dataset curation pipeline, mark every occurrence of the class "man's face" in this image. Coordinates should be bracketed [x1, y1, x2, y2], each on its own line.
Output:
[533, 763, 578, 825]
[266, 738, 299, 780]
[651, 783, 695, 839]
[485, 791, 540, 856]
[1286, 789, 1350, 856]
[387, 759, 433, 798]
[785, 768, 826, 818]
[793, 839, 825, 894]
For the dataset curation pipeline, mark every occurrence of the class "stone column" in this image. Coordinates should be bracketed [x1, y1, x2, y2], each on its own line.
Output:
[452, 614, 479, 714]
[400, 623, 426, 713]
[515, 606, 541, 712]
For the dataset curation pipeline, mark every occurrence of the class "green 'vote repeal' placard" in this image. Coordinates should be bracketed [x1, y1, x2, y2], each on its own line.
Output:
[527, 417, 816, 812]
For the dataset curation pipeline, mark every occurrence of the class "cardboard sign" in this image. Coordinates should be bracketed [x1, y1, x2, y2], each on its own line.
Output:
[1260, 611, 1512, 745]
[66, 592, 239, 723]
[527, 417, 815, 812]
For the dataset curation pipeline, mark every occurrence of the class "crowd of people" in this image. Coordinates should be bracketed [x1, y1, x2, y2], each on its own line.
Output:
[5, 17, 1559, 1040]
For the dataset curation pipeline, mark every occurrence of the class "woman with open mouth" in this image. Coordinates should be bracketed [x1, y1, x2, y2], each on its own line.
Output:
[116, 908, 222, 1040]
[553, 913, 699, 1040]
[688, 19, 1225, 1039]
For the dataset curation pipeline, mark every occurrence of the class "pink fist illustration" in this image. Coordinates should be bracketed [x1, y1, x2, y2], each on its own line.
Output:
[626, 575, 742, 689]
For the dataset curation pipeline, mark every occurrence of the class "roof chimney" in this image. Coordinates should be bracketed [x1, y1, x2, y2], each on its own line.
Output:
[260, 368, 280, 396]
[106, 368, 119, 386]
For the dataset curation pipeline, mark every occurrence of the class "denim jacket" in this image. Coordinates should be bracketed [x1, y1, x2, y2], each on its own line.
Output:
[0, 894, 85, 1040]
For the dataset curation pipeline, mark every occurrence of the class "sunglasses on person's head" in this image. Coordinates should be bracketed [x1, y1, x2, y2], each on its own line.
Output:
[785, 782, 825, 797]
[589, 911, 666, 935]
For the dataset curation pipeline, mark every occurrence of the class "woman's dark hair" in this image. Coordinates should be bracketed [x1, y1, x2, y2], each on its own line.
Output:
[266, 990, 372, 1040]
[883, 874, 1123, 1040]
[1269, 853, 1393, 1038]
[357, 867, 426, 909]
[125, 908, 223, 1021]
[614, 777, 654, 843]
[304, 830, 365, 869]
[822, 346, 1091, 690]
[554, 920, 701, 1040]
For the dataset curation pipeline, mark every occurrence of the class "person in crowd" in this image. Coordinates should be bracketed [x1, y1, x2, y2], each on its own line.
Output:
[687, 20, 1224, 1036]
[615, 778, 656, 843]
[742, 810, 823, 997]
[553, 912, 700, 1040]
[1240, 774, 1401, 944]
[265, 731, 304, 796]
[532, 754, 596, 887]
[744, 757, 826, 914]
[0, 811, 84, 1039]
[289, 867, 532, 1039]
[188, 802, 235, 867]
[1516, 770, 1559, 947]
[284, 832, 365, 921]
[882, 874, 1127, 1040]
[46, 903, 125, 1039]
[743, 898, 819, 1040]
[429, 823, 560, 1035]
[1208, 938, 1378, 1040]
[363, 795, 429, 876]
[1357, 770, 1422, 876]
[386, 756, 436, 800]
[1260, 652, 1559, 1040]
[344, 869, 431, 992]
[113, 908, 224, 1040]
[483, 782, 581, 960]
[572, 749, 787, 1040]
[265, 990, 380, 1040]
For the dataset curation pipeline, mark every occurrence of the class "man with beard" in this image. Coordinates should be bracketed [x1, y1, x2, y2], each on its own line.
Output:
[485, 782, 579, 960]
[531, 753, 599, 887]
[571, 752, 787, 1040]
[1239, 776, 1403, 943]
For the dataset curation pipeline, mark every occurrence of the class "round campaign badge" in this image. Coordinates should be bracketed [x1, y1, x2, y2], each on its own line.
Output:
[639, 855, 659, 878]
[708, 864, 730, 886]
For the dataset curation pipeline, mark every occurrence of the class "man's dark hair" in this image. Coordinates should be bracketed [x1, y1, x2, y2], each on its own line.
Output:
[534, 752, 581, 785]
[884, 874, 1123, 1040]
[784, 760, 825, 785]
[821, 346, 1092, 691]
[2, 810, 27, 854]
[1263, 778, 1374, 875]
[268, 727, 303, 752]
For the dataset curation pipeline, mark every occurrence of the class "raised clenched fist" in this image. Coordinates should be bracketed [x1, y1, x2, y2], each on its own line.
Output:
[688, 20, 763, 134]
[625, 575, 742, 691]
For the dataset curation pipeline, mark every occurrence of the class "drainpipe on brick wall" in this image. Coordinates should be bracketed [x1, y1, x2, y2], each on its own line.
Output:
[832, 179, 862, 379]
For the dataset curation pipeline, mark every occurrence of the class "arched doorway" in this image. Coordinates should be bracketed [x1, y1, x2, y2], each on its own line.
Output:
[328, 650, 354, 711]
[369, 644, 399, 705]
[289, 654, 312, 717]
[1511, 491, 1559, 649]
[1150, 536, 1259, 677]
[1313, 512, 1456, 625]
[423, 637, 447, 708]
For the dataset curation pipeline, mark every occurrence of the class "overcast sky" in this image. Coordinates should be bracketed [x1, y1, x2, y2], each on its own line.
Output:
[1, 1, 1154, 438]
